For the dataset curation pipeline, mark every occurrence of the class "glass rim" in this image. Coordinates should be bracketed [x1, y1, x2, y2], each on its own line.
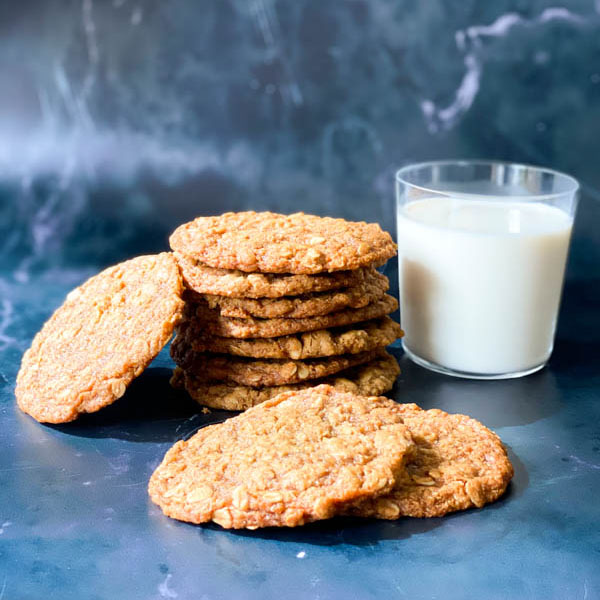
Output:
[396, 159, 579, 201]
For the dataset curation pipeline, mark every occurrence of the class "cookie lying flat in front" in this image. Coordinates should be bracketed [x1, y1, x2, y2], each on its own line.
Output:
[149, 385, 414, 529]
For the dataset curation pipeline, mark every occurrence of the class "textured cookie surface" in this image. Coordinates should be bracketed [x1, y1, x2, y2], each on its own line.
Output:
[170, 211, 396, 274]
[148, 384, 413, 528]
[344, 405, 514, 518]
[175, 316, 403, 360]
[184, 294, 398, 339]
[171, 352, 400, 411]
[196, 269, 388, 319]
[171, 341, 378, 387]
[176, 253, 371, 298]
[15, 253, 184, 423]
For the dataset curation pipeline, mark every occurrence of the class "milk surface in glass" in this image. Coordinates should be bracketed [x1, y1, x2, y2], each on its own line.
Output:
[397, 197, 573, 376]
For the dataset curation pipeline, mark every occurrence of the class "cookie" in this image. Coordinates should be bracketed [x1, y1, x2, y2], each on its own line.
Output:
[171, 341, 379, 387]
[194, 268, 389, 319]
[15, 253, 184, 423]
[183, 294, 398, 339]
[343, 405, 514, 518]
[171, 352, 401, 411]
[148, 384, 413, 528]
[175, 316, 403, 360]
[170, 211, 396, 274]
[176, 252, 372, 299]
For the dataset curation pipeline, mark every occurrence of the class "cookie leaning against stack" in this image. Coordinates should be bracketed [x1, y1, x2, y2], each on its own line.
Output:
[16, 254, 184, 423]
[168, 211, 403, 410]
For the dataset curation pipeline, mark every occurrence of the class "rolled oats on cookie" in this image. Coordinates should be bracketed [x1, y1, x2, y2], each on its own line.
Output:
[148, 384, 413, 528]
[183, 294, 398, 339]
[168, 210, 402, 412]
[343, 405, 514, 518]
[192, 268, 388, 319]
[175, 252, 373, 298]
[16, 253, 184, 423]
[171, 343, 379, 387]
[174, 316, 403, 360]
[170, 352, 401, 411]
[170, 211, 396, 274]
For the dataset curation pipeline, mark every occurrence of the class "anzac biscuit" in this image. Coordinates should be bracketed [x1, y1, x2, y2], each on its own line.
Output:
[148, 384, 413, 528]
[343, 405, 514, 518]
[183, 294, 398, 339]
[175, 316, 403, 360]
[194, 269, 389, 319]
[171, 352, 401, 411]
[175, 252, 372, 298]
[15, 253, 184, 423]
[170, 211, 396, 274]
[171, 343, 379, 387]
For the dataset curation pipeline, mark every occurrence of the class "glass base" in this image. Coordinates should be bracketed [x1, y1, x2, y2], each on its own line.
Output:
[402, 342, 547, 380]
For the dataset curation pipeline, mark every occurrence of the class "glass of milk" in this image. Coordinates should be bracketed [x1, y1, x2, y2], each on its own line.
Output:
[396, 160, 579, 379]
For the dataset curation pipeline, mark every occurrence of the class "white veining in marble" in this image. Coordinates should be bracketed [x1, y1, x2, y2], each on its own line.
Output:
[158, 574, 178, 599]
[250, 0, 303, 107]
[567, 454, 600, 470]
[421, 6, 591, 132]
[0, 299, 16, 353]
[81, 0, 100, 104]
[131, 6, 143, 26]
[0, 522, 12, 535]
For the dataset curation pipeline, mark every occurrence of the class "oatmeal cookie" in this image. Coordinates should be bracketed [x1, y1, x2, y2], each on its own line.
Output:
[194, 268, 388, 319]
[171, 352, 401, 411]
[170, 211, 396, 274]
[343, 405, 514, 518]
[175, 316, 403, 360]
[171, 342, 379, 387]
[183, 294, 398, 339]
[15, 253, 184, 423]
[148, 384, 413, 528]
[176, 252, 372, 298]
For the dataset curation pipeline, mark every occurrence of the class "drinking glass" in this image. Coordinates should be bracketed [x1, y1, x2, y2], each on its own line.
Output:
[396, 160, 579, 379]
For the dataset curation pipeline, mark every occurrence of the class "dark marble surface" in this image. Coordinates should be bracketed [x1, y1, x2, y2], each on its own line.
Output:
[1, 271, 599, 600]
[2, 0, 600, 276]
[1, 1, 600, 599]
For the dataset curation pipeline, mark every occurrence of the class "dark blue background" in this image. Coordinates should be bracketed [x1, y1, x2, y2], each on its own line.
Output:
[1, 3, 599, 599]
[1, 0, 599, 275]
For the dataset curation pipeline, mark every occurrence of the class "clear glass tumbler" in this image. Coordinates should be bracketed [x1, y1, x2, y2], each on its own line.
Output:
[396, 160, 579, 379]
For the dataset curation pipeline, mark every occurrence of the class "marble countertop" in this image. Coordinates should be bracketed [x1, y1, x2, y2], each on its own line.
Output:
[1, 251, 599, 600]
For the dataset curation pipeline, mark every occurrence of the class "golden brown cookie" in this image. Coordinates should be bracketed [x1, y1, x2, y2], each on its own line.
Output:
[183, 294, 398, 339]
[15, 253, 184, 423]
[175, 316, 403, 360]
[176, 252, 372, 298]
[343, 405, 514, 518]
[171, 342, 379, 387]
[171, 352, 401, 411]
[148, 384, 413, 528]
[170, 211, 396, 274]
[193, 268, 389, 319]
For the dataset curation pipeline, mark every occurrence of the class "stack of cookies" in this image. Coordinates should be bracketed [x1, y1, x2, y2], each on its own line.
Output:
[168, 211, 403, 410]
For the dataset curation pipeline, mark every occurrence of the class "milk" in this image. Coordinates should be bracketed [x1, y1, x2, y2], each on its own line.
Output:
[397, 197, 573, 376]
